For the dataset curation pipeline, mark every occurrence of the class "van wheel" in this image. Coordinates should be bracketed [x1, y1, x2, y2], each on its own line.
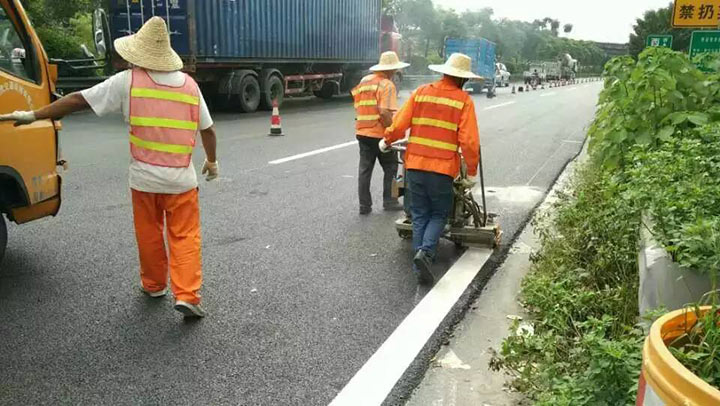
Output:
[238, 75, 261, 113]
[260, 75, 284, 110]
[0, 214, 7, 266]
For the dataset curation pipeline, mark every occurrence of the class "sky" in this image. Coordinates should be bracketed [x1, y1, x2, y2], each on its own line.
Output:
[432, 0, 673, 43]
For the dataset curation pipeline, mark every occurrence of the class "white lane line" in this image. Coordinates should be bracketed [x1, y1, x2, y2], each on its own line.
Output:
[329, 248, 493, 406]
[483, 101, 516, 110]
[562, 140, 583, 144]
[540, 92, 557, 97]
[268, 140, 358, 165]
[583, 84, 590, 88]
[567, 87, 578, 92]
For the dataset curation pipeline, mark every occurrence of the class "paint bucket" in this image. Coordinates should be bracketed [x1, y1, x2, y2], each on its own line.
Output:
[638, 306, 720, 405]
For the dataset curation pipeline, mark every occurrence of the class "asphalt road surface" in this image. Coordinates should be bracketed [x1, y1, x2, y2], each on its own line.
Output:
[0, 81, 602, 405]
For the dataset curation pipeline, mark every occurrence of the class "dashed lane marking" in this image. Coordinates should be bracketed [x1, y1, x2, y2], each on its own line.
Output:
[268, 140, 358, 165]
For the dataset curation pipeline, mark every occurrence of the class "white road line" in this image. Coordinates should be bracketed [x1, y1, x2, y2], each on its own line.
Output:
[483, 101, 516, 110]
[583, 84, 590, 88]
[562, 140, 583, 144]
[540, 92, 557, 97]
[268, 140, 358, 165]
[329, 248, 493, 406]
[567, 87, 578, 92]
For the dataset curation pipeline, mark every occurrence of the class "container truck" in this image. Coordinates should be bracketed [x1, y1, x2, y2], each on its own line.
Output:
[444, 37, 497, 98]
[0, 0, 64, 263]
[62, 0, 400, 112]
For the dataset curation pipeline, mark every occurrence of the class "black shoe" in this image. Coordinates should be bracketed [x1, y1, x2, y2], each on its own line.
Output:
[383, 200, 403, 211]
[359, 206, 372, 215]
[413, 250, 435, 285]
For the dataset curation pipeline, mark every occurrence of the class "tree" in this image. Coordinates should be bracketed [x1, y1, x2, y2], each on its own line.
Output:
[564, 24, 573, 34]
[628, 2, 692, 58]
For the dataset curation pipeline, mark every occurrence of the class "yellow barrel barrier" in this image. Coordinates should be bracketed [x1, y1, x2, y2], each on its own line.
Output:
[638, 307, 720, 406]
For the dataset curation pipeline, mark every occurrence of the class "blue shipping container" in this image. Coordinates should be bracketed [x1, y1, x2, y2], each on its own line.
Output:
[444, 38, 496, 81]
[108, 0, 381, 63]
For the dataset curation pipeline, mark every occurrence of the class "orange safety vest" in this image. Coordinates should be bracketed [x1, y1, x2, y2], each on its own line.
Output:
[351, 75, 387, 132]
[406, 83, 468, 160]
[129, 68, 200, 168]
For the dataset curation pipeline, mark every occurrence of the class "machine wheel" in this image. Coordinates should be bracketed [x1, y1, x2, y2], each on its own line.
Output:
[238, 75, 261, 113]
[260, 74, 284, 110]
[398, 229, 412, 240]
[0, 214, 7, 266]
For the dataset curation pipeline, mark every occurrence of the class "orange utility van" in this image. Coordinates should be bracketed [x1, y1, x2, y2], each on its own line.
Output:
[0, 0, 62, 263]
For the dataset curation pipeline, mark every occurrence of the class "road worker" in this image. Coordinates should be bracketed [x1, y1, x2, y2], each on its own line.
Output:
[380, 53, 480, 285]
[351, 51, 409, 215]
[0, 17, 217, 317]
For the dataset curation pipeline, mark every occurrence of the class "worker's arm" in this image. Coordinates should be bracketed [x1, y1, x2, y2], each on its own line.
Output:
[383, 90, 415, 144]
[458, 99, 480, 177]
[199, 125, 219, 181]
[0, 92, 90, 126]
[200, 126, 217, 163]
[378, 79, 398, 128]
[35, 92, 90, 120]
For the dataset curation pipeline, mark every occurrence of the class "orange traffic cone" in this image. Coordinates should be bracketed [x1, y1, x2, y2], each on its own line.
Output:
[512, 85, 516, 94]
[268, 99, 283, 136]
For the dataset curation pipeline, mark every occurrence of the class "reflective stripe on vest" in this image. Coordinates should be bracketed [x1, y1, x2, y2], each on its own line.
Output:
[352, 75, 386, 131]
[414, 95, 465, 110]
[129, 68, 200, 168]
[406, 81, 467, 160]
[129, 134, 194, 155]
[130, 116, 199, 131]
[408, 136, 458, 152]
[131, 87, 200, 105]
[411, 117, 458, 132]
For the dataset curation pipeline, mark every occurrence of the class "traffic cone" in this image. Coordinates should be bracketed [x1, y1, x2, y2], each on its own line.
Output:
[268, 99, 283, 136]
[512, 85, 516, 94]
[519, 86, 524, 92]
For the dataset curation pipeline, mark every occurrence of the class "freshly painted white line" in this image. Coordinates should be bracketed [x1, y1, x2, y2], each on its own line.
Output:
[540, 92, 557, 97]
[562, 140, 583, 144]
[483, 101, 516, 110]
[268, 140, 358, 165]
[329, 248, 493, 406]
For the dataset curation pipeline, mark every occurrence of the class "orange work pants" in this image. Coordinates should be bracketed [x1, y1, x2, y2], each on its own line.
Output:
[131, 188, 202, 304]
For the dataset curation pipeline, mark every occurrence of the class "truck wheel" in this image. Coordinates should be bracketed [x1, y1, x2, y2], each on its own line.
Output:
[238, 75, 261, 113]
[260, 75, 284, 110]
[313, 81, 336, 99]
[0, 214, 7, 266]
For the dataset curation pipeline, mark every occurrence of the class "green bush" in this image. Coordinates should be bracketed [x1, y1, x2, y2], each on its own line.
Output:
[490, 164, 644, 405]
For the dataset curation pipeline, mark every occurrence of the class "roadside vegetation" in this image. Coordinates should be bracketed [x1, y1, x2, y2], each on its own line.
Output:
[20, 0, 96, 60]
[490, 47, 720, 405]
[382, 0, 608, 75]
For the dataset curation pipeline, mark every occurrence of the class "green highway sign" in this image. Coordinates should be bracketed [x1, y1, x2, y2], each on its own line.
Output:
[690, 31, 720, 58]
[647, 35, 673, 48]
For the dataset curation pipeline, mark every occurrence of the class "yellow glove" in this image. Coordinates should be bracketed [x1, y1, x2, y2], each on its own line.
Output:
[0, 110, 36, 126]
[201, 160, 219, 181]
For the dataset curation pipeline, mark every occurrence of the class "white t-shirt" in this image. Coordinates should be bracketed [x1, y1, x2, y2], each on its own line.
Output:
[81, 69, 214, 194]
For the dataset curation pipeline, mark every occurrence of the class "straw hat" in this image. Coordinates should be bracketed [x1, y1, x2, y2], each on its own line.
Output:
[429, 53, 482, 79]
[369, 51, 410, 72]
[114, 17, 183, 72]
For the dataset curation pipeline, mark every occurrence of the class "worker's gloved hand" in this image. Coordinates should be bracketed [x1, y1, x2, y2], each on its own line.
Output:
[201, 159, 219, 181]
[378, 139, 390, 153]
[458, 176, 478, 190]
[0, 110, 36, 126]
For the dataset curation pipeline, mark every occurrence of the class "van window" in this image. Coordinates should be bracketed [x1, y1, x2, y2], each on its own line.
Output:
[0, 5, 36, 82]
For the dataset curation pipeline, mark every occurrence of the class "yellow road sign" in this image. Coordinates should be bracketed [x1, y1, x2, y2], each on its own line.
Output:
[673, 0, 720, 27]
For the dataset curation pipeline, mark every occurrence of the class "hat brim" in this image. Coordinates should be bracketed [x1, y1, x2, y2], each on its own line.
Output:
[369, 61, 410, 72]
[428, 64, 482, 79]
[114, 35, 183, 72]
